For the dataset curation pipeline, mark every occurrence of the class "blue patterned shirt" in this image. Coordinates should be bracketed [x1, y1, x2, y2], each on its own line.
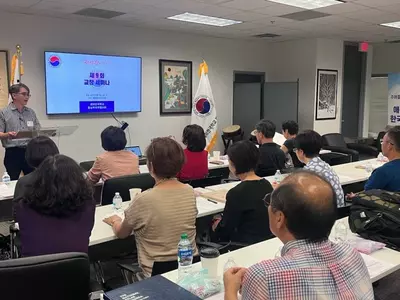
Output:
[242, 239, 374, 300]
[304, 157, 345, 207]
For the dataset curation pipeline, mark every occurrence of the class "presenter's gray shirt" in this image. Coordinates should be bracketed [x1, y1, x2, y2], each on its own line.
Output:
[0, 102, 41, 148]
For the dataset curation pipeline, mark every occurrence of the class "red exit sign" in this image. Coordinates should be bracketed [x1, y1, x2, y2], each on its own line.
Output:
[359, 42, 369, 52]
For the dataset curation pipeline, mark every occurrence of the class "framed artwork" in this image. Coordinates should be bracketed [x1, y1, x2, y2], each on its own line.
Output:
[0, 51, 9, 109]
[315, 69, 338, 120]
[159, 59, 192, 115]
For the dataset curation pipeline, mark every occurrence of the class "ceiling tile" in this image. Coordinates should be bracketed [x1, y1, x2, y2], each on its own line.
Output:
[45, 0, 105, 6]
[133, 6, 184, 18]
[254, 3, 304, 17]
[93, 0, 152, 13]
[220, 0, 272, 11]
[378, 4, 400, 14]
[157, 0, 240, 17]
[29, 1, 84, 14]
[352, 0, 400, 8]
[342, 8, 400, 24]
[0, 0, 40, 7]
[192, 0, 232, 4]
[314, 2, 366, 15]
[223, 11, 266, 21]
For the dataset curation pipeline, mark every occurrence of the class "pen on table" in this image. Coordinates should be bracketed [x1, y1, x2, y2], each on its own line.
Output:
[207, 199, 218, 204]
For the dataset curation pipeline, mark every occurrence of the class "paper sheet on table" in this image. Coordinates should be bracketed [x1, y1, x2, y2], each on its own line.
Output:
[0, 184, 13, 199]
[361, 253, 395, 279]
[207, 292, 224, 300]
[200, 189, 228, 203]
[337, 174, 355, 183]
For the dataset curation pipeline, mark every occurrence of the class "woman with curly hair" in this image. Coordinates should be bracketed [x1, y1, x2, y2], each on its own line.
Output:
[15, 154, 96, 257]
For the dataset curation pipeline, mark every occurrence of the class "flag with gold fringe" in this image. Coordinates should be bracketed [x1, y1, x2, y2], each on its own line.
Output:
[9, 46, 24, 103]
[191, 61, 217, 152]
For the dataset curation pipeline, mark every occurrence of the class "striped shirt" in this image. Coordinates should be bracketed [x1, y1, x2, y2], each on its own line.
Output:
[0, 102, 40, 148]
[124, 183, 198, 277]
[242, 239, 374, 300]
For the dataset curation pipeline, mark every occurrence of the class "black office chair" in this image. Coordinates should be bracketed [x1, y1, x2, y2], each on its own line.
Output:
[0, 252, 96, 300]
[320, 152, 352, 166]
[101, 173, 155, 206]
[80, 160, 95, 172]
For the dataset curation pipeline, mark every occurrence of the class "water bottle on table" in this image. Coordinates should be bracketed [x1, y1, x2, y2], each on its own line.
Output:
[334, 220, 348, 243]
[178, 233, 193, 279]
[2, 172, 10, 185]
[365, 162, 373, 174]
[112, 192, 123, 212]
[274, 170, 282, 184]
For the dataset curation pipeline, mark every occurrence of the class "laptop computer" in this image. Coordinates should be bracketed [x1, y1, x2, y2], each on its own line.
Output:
[125, 146, 143, 157]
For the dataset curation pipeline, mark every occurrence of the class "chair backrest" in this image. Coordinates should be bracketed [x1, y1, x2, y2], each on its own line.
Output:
[320, 152, 352, 166]
[182, 175, 224, 188]
[101, 173, 155, 205]
[80, 160, 95, 172]
[151, 256, 200, 276]
[0, 252, 90, 300]
[322, 133, 348, 148]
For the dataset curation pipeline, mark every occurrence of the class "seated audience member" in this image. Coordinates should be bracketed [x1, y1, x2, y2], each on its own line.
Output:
[15, 155, 95, 257]
[212, 141, 274, 244]
[223, 171, 373, 300]
[295, 130, 344, 207]
[281, 120, 303, 168]
[87, 126, 139, 183]
[178, 124, 208, 180]
[364, 126, 400, 191]
[104, 137, 198, 278]
[254, 119, 286, 177]
[14, 136, 59, 204]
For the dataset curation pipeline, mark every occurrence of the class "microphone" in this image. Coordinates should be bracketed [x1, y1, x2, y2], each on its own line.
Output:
[121, 122, 129, 131]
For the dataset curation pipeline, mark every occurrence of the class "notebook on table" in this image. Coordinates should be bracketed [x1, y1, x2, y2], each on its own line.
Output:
[104, 275, 201, 300]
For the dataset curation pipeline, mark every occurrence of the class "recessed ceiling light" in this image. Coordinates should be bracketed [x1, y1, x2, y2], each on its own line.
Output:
[267, 0, 345, 10]
[381, 21, 400, 29]
[167, 12, 242, 27]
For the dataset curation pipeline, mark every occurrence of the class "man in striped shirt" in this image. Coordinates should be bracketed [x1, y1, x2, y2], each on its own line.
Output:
[224, 171, 373, 300]
[0, 84, 41, 180]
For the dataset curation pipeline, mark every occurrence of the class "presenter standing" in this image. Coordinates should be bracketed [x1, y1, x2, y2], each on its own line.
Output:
[0, 83, 41, 180]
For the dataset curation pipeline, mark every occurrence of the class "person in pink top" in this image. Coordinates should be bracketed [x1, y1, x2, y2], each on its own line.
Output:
[87, 126, 139, 184]
[178, 124, 208, 181]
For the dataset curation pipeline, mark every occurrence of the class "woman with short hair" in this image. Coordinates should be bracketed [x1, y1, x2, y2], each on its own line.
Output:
[104, 137, 198, 278]
[87, 126, 139, 183]
[178, 124, 208, 180]
[14, 136, 60, 205]
[15, 154, 96, 257]
[212, 141, 274, 245]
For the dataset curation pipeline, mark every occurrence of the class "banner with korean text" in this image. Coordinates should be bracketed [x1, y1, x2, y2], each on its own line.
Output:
[388, 74, 400, 125]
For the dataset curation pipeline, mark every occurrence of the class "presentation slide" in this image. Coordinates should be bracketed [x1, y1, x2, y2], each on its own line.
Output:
[45, 52, 142, 115]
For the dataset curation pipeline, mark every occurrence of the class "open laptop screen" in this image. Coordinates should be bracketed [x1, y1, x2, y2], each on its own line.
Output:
[125, 146, 142, 157]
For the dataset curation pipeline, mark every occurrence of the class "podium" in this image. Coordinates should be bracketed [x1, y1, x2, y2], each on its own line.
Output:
[14, 125, 78, 146]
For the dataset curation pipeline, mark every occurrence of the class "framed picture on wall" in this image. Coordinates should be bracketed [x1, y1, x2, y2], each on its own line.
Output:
[0, 50, 9, 109]
[159, 59, 192, 115]
[316, 69, 338, 120]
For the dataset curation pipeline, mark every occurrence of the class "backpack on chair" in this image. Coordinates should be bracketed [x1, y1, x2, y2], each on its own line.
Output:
[348, 189, 400, 251]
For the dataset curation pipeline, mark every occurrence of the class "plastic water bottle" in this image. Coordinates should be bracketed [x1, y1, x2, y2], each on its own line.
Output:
[2, 172, 10, 185]
[224, 257, 237, 272]
[365, 162, 373, 174]
[274, 170, 282, 184]
[177, 233, 193, 279]
[112, 192, 123, 212]
[334, 221, 348, 243]
[377, 152, 384, 162]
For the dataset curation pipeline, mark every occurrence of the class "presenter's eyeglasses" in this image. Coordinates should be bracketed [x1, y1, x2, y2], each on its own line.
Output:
[16, 92, 31, 98]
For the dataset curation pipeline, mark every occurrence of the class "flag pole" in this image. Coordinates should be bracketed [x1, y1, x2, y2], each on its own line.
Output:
[16, 44, 21, 83]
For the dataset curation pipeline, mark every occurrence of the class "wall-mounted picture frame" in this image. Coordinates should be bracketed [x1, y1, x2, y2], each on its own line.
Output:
[159, 59, 192, 115]
[0, 50, 9, 109]
[316, 69, 338, 120]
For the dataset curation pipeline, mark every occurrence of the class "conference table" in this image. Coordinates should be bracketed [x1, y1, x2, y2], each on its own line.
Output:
[162, 217, 400, 285]
[88, 158, 383, 247]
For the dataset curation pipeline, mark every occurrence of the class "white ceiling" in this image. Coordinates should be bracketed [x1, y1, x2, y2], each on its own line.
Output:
[2, 0, 400, 43]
